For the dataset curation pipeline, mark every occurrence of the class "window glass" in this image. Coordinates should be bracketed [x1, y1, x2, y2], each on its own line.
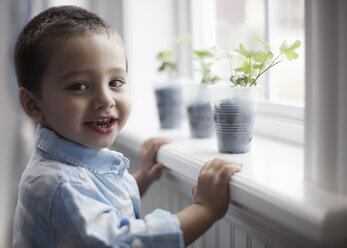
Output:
[267, 0, 304, 104]
[47, 0, 89, 9]
[216, 0, 266, 97]
[215, 0, 304, 104]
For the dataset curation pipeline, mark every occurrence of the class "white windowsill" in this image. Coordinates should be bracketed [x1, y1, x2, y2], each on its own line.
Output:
[114, 120, 347, 246]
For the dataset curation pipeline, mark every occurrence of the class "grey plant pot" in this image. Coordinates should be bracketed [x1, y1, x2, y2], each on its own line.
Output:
[154, 85, 183, 129]
[213, 100, 255, 153]
[209, 85, 258, 153]
[187, 102, 214, 138]
[183, 83, 214, 138]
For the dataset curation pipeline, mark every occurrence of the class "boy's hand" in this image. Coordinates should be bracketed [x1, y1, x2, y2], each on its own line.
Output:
[192, 158, 242, 221]
[134, 137, 171, 196]
[139, 137, 171, 181]
[177, 158, 242, 245]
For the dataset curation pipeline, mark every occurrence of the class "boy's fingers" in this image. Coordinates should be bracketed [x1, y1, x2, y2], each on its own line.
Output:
[227, 163, 242, 172]
[151, 139, 172, 159]
[144, 137, 172, 148]
[218, 163, 242, 182]
[199, 159, 242, 184]
[153, 139, 172, 151]
[200, 160, 212, 173]
[142, 137, 172, 160]
[149, 163, 164, 180]
[203, 158, 242, 171]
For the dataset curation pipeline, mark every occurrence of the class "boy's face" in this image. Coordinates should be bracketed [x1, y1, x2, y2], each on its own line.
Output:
[37, 34, 131, 149]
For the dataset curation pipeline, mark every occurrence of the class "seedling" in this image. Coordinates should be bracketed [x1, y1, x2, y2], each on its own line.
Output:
[156, 50, 177, 78]
[193, 47, 222, 84]
[231, 38, 301, 87]
[156, 35, 191, 79]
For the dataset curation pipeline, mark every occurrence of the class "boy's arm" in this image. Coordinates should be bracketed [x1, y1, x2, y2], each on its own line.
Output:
[176, 204, 215, 246]
[133, 137, 171, 196]
[177, 159, 242, 246]
[133, 168, 161, 196]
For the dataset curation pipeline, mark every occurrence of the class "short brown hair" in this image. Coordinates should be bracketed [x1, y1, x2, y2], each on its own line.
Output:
[14, 5, 125, 97]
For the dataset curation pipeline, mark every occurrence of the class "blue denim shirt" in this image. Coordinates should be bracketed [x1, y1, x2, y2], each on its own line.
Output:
[13, 124, 184, 248]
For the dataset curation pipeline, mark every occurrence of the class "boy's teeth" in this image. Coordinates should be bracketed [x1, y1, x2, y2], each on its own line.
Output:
[95, 118, 112, 127]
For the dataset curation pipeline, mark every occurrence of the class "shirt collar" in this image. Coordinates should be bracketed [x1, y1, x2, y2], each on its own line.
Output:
[35, 124, 129, 174]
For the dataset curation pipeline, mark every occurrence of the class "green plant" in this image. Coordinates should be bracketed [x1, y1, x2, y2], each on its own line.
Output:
[193, 47, 222, 84]
[156, 50, 177, 78]
[230, 38, 301, 87]
[156, 35, 191, 79]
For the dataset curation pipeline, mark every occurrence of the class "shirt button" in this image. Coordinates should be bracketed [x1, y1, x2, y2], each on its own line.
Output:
[79, 169, 87, 181]
[119, 160, 125, 169]
[131, 239, 143, 248]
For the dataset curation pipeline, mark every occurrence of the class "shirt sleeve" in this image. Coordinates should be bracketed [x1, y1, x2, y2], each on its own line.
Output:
[51, 181, 184, 248]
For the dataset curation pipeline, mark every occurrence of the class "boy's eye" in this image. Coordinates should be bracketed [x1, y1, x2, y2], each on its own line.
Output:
[109, 79, 124, 88]
[67, 83, 88, 91]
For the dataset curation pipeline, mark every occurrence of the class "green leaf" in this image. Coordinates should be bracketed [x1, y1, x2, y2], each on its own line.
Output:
[230, 75, 237, 84]
[252, 51, 268, 63]
[255, 38, 271, 50]
[156, 50, 174, 61]
[156, 50, 177, 74]
[235, 61, 251, 74]
[210, 76, 221, 84]
[279, 40, 301, 61]
[234, 44, 253, 58]
[229, 75, 249, 86]
[193, 49, 214, 58]
[252, 63, 263, 70]
[175, 35, 191, 45]
[158, 61, 176, 72]
[158, 62, 167, 72]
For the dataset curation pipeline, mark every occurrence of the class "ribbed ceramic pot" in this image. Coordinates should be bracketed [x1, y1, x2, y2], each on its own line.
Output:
[154, 82, 183, 129]
[183, 83, 214, 138]
[209, 85, 258, 153]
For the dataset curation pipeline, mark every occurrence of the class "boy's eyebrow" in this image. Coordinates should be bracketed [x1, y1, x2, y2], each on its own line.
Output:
[108, 67, 127, 77]
[59, 67, 127, 81]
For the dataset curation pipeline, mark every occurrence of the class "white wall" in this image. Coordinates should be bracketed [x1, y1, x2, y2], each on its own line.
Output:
[0, 0, 19, 246]
[122, 0, 176, 126]
[0, 1, 38, 247]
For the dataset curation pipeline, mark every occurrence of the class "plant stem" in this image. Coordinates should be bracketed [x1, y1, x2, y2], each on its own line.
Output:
[257, 52, 271, 79]
[248, 57, 252, 85]
[252, 55, 282, 85]
[227, 57, 233, 78]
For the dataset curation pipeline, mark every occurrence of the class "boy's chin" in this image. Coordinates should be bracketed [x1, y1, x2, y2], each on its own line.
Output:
[76, 135, 117, 149]
[84, 139, 116, 149]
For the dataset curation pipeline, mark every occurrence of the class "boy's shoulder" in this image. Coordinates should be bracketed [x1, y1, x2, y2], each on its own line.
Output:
[18, 150, 85, 216]
[27, 149, 83, 183]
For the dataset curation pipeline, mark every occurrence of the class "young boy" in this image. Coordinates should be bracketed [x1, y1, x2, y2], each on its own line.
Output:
[13, 5, 242, 248]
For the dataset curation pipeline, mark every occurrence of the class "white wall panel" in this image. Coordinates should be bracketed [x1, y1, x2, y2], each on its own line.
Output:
[219, 220, 231, 247]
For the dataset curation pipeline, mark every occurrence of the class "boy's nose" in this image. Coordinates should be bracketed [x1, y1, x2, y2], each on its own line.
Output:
[92, 87, 115, 110]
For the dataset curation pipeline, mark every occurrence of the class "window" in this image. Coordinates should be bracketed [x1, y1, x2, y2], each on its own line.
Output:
[190, 0, 305, 142]
[214, 0, 305, 104]
[47, 0, 89, 8]
[266, 0, 305, 104]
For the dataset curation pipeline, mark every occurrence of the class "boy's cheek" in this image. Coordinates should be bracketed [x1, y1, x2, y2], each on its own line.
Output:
[117, 98, 132, 128]
[122, 93, 132, 114]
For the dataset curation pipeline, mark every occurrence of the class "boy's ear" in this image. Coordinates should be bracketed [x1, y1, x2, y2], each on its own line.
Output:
[18, 87, 43, 122]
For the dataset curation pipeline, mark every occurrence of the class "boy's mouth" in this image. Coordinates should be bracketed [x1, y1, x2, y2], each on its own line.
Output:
[95, 118, 114, 128]
[84, 117, 116, 134]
